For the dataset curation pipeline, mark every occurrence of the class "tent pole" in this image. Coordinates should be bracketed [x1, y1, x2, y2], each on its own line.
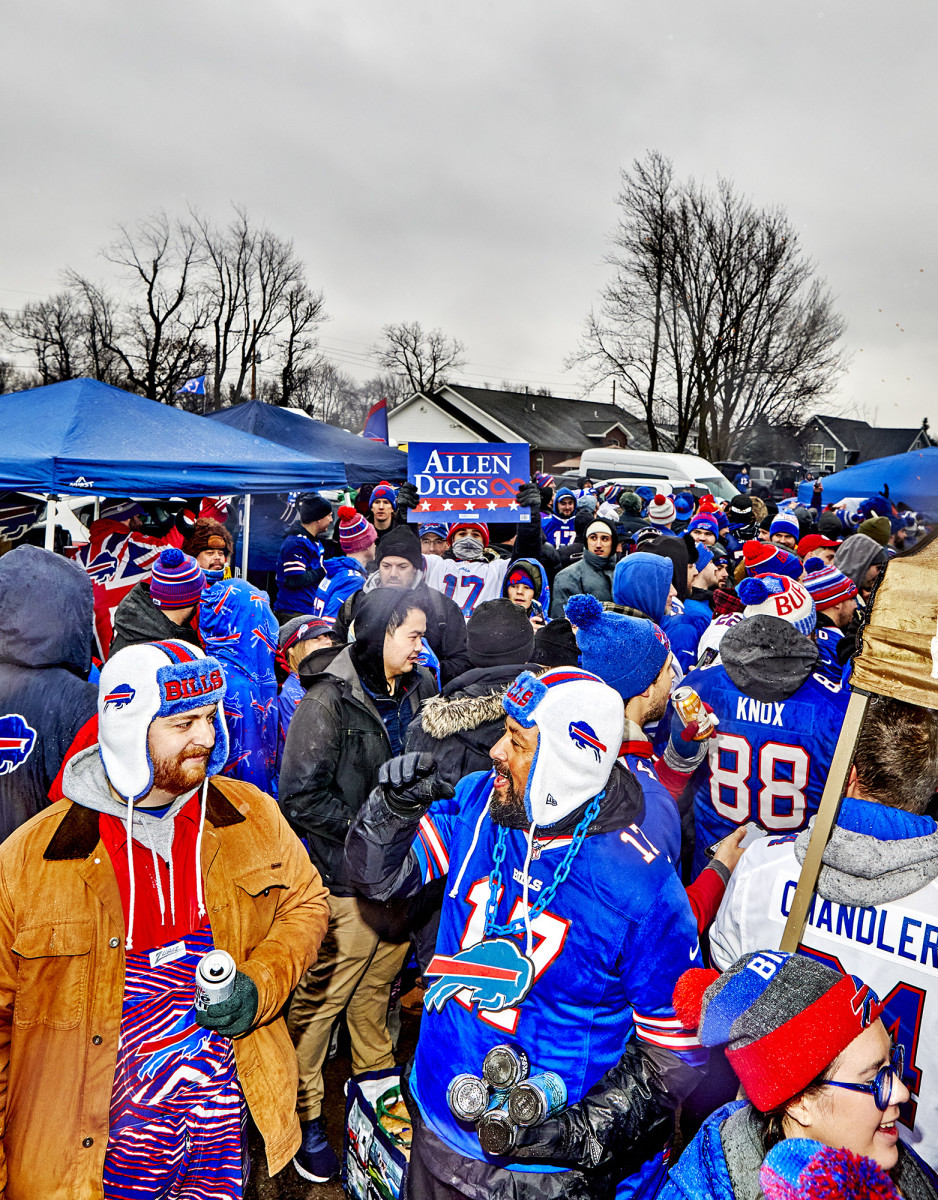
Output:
[44, 495, 58, 551]
[241, 495, 252, 580]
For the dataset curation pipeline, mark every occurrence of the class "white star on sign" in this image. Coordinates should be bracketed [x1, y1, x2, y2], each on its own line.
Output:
[486, 500, 497, 510]
[443, 501, 453, 511]
[465, 500, 475, 510]
[509, 500, 519, 510]
[419, 501, 431, 510]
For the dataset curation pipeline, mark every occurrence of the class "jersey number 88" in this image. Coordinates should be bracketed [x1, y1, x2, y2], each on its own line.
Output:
[708, 733, 811, 830]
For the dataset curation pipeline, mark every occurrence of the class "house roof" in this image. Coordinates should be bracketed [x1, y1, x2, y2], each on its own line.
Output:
[805, 414, 928, 462]
[432, 384, 648, 451]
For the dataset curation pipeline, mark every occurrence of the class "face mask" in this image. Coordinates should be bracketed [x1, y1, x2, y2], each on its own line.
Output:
[203, 567, 225, 585]
[452, 534, 485, 561]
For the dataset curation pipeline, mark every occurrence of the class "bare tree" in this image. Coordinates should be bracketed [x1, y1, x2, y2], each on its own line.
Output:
[571, 153, 846, 457]
[0, 290, 85, 385]
[374, 321, 466, 396]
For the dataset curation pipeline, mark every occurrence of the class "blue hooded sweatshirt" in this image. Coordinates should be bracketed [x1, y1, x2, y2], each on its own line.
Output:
[658, 1102, 743, 1199]
[311, 555, 368, 620]
[501, 557, 551, 622]
[613, 554, 672, 621]
[200, 579, 279, 795]
[540, 487, 578, 548]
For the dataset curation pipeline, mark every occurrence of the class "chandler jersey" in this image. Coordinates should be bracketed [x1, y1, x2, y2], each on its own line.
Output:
[541, 513, 577, 548]
[409, 769, 704, 1179]
[711, 825, 938, 1167]
[423, 555, 510, 620]
[681, 661, 848, 876]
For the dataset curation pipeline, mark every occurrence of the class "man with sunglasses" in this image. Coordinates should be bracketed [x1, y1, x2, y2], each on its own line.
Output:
[710, 695, 938, 1167]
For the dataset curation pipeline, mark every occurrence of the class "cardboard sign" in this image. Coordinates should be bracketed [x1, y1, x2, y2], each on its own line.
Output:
[406, 442, 531, 524]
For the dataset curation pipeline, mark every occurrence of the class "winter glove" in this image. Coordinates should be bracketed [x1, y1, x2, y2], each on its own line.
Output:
[396, 481, 419, 514]
[662, 700, 717, 774]
[516, 482, 541, 515]
[173, 503, 198, 538]
[195, 971, 259, 1039]
[379, 752, 456, 815]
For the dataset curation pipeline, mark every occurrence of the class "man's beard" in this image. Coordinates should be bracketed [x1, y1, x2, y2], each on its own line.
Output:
[490, 766, 530, 830]
[645, 692, 670, 724]
[151, 748, 209, 796]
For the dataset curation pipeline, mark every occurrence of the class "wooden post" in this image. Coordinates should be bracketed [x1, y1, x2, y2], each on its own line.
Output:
[779, 690, 870, 952]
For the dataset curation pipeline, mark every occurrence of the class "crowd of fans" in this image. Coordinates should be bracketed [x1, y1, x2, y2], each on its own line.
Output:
[0, 466, 933, 1199]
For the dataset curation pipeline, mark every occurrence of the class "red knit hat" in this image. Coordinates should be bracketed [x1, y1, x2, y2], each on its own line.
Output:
[673, 951, 884, 1112]
[337, 506, 377, 553]
[742, 539, 804, 581]
[447, 522, 490, 548]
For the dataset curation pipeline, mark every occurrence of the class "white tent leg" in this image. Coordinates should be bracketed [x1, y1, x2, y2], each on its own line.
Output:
[44, 496, 57, 551]
[240, 495, 252, 580]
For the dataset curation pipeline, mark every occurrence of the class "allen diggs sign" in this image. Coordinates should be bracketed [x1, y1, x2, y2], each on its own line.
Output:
[406, 442, 532, 524]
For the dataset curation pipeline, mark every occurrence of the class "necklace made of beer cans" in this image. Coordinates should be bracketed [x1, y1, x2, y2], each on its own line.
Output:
[483, 792, 602, 938]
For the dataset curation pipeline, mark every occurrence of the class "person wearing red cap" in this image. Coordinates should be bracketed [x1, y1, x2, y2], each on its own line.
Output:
[659, 951, 938, 1198]
[797, 533, 839, 566]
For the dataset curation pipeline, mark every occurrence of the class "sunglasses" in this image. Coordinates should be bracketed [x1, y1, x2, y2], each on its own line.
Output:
[824, 1045, 905, 1111]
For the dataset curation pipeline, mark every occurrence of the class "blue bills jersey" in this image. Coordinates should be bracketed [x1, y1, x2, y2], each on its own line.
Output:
[541, 513, 577, 548]
[815, 625, 844, 684]
[680, 661, 849, 876]
[408, 769, 704, 1176]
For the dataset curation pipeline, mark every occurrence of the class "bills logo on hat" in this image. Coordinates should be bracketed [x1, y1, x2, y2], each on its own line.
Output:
[423, 938, 534, 1013]
[103, 685, 136, 711]
[161, 669, 224, 705]
[652, 625, 669, 648]
[0, 714, 37, 776]
[849, 979, 878, 1028]
[568, 721, 607, 762]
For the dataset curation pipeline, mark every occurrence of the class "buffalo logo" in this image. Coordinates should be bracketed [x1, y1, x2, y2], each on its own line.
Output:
[850, 979, 879, 1028]
[569, 721, 607, 762]
[424, 938, 534, 1013]
[652, 624, 669, 648]
[0, 714, 37, 776]
[85, 550, 119, 582]
[103, 685, 136, 711]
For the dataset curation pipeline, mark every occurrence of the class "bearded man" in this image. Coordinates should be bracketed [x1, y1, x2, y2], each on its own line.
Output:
[0, 639, 329, 1200]
[345, 668, 706, 1199]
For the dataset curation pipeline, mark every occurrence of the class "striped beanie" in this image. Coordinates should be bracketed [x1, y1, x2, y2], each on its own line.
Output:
[370, 481, 398, 506]
[803, 566, 858, 610]
[742, 540, 804, 581]
[738, 575, 816, 635]
[647, 494, 676, 525]
[770, 512, 801, 540]
[337, 505, 377, 553]
[149, 548, 204, 609]
[535, 471, 555, 490]
[802, 555, 827, 575]
[672, 950, 883, 1112]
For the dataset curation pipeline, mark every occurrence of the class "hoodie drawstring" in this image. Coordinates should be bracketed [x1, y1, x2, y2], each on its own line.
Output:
[448, 793, 491, 900]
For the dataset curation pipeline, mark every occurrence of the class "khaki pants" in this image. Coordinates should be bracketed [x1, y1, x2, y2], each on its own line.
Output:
[289, 893, 409, 1121]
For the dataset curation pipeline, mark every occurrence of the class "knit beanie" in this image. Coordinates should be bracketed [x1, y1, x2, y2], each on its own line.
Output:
[760, 1139, 901, 1200]
[742, 540, 804, 581]
[738, 575, 817, 635]
[375, 525, 423, 569]
[466, 599, 535, 668]
[337, 505, 377, 554]
[672, 950, 884, 1112]
[298, 492, 332, 523]
[797, 533, 839, 559]
[802, 555, 827, 575]
[727, 494, 754, 527]
[278, 615, 335, 652]
[770, 512, 801, 540]
[533, 618, 580, 668]
[620, 491, 642, 516]
[182, 518, 234, 561]
[802, 566, 858, 610]
[857, 514, 891, 547]
[688, 514, 720, 538]
[507, 565, 537, 592]
[149, 548, 204, 609]
[370, 481, 398, 507]
[534, 471, 555, 490]
[695, 542, 714, 572]
[447, 522, 490, 548]
[576, 493, 598, 514]
[565, 593, 671, 700]
[503, 666, 624, 826]
[817, 510, 845, 540]
[647, 494, 676, 525]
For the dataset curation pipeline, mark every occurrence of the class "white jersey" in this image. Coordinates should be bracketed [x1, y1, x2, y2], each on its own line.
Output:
[711, 834, 938, 1167]
[422, 554, 509, 620]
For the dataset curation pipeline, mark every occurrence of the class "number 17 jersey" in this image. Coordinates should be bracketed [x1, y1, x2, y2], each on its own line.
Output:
[423, 554, 510, 620]
[680, 660, 849, 875]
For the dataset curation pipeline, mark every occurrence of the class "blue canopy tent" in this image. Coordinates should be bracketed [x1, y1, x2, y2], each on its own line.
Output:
[204, 400, 407, 571]
[798, 448, 938, 521]
[0, 378, 346, 573]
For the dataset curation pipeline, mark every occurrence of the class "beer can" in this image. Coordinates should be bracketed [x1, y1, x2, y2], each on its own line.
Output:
[507, 1070, 568, 1126]
[194, 949, 236, 1010]
[482, 1043, 530, 1089]
[447, 1073, 490, 1123]
[477, 1107, 517, 1157]
[672, 685, 714, 740]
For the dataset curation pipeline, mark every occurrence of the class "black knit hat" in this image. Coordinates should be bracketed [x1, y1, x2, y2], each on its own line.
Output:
[375, 526, 423, 570]
[532, 618, 580, 668]
[727, 494, 754, 524]
[466, 599, 535, 668]
[298, 493, 332, 523]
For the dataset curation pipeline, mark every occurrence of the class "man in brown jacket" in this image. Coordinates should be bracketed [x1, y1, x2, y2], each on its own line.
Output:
[0, 638, 329, 1200]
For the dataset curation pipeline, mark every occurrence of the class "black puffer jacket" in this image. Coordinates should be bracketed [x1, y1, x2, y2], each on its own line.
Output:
[0, 546, 98, 842]
[109, 579, 201, 658]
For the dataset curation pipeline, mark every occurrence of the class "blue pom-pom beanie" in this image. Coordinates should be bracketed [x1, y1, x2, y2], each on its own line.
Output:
[565, 593, 671, 701]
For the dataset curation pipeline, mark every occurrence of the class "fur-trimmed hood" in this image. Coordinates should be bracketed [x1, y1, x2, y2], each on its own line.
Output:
[418, 663, 538, 740]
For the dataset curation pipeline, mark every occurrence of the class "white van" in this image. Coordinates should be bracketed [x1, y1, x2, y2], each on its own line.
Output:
[578, 448, 738, 501]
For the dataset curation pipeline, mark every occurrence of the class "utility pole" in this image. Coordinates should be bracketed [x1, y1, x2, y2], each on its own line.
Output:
[612, 378, 616, 406]
[250, 321, 257, 400]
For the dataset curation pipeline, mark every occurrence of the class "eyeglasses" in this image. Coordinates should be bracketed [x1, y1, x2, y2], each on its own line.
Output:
[824, 1045, 905, 1111]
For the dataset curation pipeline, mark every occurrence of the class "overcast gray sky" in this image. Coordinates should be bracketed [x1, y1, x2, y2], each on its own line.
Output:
[3, 0, 935, 429]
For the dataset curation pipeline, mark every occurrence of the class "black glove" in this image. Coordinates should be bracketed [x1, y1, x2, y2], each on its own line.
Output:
[195, 971, 259, 1038]
[379, 752, 456, 815]
[173, 503, 198, 537]
[396, 482, 419, 514]
[516, 482, 541, 515]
